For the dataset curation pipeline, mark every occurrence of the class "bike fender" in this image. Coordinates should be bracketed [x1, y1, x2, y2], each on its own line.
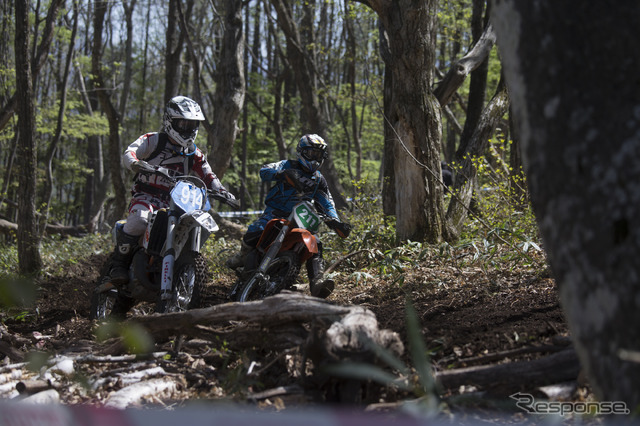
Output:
[281, 228, 318, 257]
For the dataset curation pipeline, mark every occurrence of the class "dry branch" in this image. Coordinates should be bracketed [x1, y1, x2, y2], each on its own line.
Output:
[104, 377, 181, 409]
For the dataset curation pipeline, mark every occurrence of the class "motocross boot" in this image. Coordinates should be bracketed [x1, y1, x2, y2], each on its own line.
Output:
[226, 241, 253, 270]
[228, 248, 260, 301]
[307, 255, 335, 299]
[109, 229, 138, 285]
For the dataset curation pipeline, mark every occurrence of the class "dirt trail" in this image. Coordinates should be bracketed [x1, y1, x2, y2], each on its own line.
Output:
[0, 252, 573, 415]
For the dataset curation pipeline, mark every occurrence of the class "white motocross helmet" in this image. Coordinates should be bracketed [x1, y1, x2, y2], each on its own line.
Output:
[163, 96, 205, 149]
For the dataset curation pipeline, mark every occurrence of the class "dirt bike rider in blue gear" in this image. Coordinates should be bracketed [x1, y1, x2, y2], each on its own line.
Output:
[226, 134, 351, 298]
[109, 96, 237, 285]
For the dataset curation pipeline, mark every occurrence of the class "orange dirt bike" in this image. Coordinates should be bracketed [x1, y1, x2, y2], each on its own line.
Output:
[90, 167, 238, 319]
[229, 197, 338, 302]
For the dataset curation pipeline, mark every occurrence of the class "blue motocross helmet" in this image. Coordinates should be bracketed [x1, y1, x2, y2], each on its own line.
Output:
[296, 134, 328, 173]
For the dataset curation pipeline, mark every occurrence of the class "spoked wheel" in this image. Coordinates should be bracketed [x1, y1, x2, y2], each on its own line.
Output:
[237, 274, 268, 302]
[238, 251, 300, 302]
[156, 251, 206, 313]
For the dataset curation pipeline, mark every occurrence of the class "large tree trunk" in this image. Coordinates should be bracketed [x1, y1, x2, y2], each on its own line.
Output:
[209, 0, 245, 178]
[164, 0, 184, 102]
[15, 0, 42, 275]
[366, 0, 445, 242]
[491, 1, 640, 408]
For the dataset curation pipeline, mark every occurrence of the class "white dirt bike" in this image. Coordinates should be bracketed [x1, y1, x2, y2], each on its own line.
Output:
[90, 167, 237, 319]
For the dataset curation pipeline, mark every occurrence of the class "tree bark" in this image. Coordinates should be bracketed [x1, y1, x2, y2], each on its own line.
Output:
[15, 0, 42, 275]
[436, 348, 580, 394]
[118, 0, 136, 119]
[454, 0, 490, 162]
[209, 0, 245, 179]
[364, 0, 445, 242]
[0, 0, 64, 132]
[164, 0, 184, 102]
[491, 0, 640, 407]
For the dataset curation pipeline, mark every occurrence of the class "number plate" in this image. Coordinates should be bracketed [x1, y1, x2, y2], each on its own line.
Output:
[171, 181, 206, 213]
[293, 203, 320, 232]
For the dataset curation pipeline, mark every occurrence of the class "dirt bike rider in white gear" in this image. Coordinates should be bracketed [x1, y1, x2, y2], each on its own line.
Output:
[226, 134, 351, 298]
[110, 96, 237, 285]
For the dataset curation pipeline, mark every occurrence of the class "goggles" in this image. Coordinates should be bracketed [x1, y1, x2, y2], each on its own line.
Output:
[302, 147, 326, 162]
[173, 119, 200, 133]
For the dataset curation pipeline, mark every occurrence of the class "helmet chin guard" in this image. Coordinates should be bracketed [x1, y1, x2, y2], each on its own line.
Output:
[163, 96, 205, 149]
[297, 134, 328, 172]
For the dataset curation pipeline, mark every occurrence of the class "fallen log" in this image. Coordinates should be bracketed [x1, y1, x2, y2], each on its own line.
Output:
[435, 348, 580, 395]
[16, 380, 50, 395]
[128, 292, 404, 405]
[451, 343, 571, 368]
[0, 341, 24, 362]
[130, 292, 354, 341]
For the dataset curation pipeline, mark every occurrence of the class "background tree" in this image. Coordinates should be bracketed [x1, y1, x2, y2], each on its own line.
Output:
[269, 0, 349, 209]
[209, 0, 245, 179]
[356, 0, 445, 242]
[491, 0, 640, 407]
[1, 0, 513, 254]
[15, 0, 42, 274]
[91, 0, 127, 221]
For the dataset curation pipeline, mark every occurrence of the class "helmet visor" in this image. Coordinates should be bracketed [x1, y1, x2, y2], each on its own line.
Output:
[302, 147, 326, 162]
[173, 119, 200, 133]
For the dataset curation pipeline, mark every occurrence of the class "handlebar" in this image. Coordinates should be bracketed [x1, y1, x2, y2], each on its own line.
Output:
[138, 164, 240, 209]
[208, 190, 241, 209]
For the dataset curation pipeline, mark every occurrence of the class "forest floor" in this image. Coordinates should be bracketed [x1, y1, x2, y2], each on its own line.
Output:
[0, 248, 601, 425]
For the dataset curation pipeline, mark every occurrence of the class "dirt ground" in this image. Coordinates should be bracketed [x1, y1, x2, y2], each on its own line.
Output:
[0, 250, 580, 422]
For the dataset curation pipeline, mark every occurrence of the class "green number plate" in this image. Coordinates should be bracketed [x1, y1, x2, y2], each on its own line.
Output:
[293, 203, 320, 232]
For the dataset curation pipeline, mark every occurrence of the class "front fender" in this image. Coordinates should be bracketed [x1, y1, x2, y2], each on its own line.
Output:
[281, 228, 318, 262]
[173, 210, 217, 257]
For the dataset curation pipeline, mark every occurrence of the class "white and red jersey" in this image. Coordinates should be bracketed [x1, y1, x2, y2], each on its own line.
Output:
[123, 132, 226, 200]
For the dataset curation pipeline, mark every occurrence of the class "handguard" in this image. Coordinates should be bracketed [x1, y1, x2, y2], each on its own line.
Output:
[328, 219, 352, 238]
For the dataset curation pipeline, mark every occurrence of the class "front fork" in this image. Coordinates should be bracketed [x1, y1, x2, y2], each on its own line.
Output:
[160, 214, 204, 300]
[161, 214, 178, 300]
[257, 223, 290, 275]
